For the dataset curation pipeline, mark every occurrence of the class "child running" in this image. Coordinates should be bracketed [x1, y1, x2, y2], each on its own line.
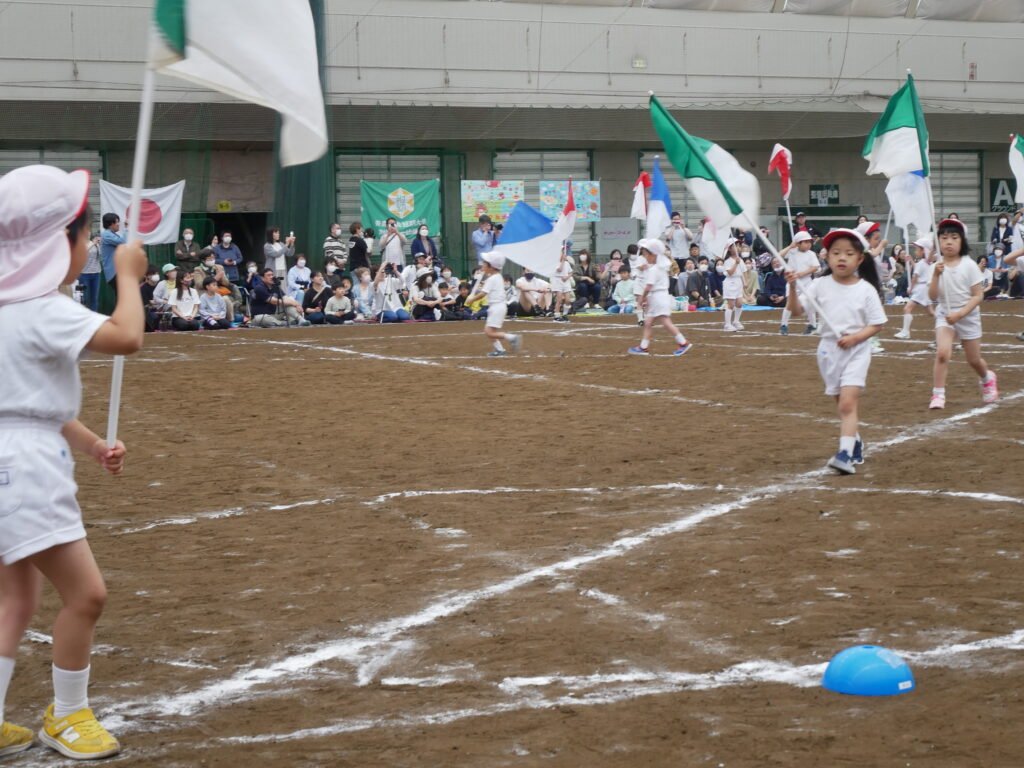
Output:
[785, 229, 886, 475]
[464, 251, 522, 357]
[894, 237, 935, 339]
[627, 239, 692, 357]
[0, 165, 147, 759]
[776, 231, 819, 335]
[721, 238, 746, 331]
[627, 243, 647, 326]
[928, 219, 998, 409]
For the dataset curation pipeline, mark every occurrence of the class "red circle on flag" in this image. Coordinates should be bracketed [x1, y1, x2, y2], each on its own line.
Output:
[127, 199, 163, 235]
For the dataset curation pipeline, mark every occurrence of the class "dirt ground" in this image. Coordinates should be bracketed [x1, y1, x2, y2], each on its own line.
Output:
[6, 304, 1024, 767]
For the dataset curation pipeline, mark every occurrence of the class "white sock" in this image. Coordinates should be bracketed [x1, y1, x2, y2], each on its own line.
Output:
[635, 308, 644, 322]
[492, 340, 504, 353]
[0, 657, 14, 723]
[781, 309, 791, 325]
[839, 436, 856, 455]
[674, 332, 687, 346]
[735, 306, 744, 323]
[932, 387, 945, 397]
[901, 314, 913, 334]
[640, 338, 650, 350]
[724, 308, 733, 327]
[52, 664, 90, 718]
[806, 308, 816, 327]
[984, 371, 996, 383]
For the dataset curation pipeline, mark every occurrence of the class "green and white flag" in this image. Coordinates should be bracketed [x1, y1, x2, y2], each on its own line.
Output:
[863, 74, 929, 178]
[152, 0, 328, 167]
[648, 94, 761, 229]
[1009, 134, 1024, 205]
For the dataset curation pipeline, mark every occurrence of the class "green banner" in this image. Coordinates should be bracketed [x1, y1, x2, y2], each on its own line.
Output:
[360, 179, 441, 241]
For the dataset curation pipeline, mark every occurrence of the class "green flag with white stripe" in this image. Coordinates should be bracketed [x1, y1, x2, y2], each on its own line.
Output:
[862, 74, 930, 178]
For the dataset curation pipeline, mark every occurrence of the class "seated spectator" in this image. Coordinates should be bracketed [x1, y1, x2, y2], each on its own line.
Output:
[263, 227, 295, 280]
[686, 258, 711, 308]
[412, 269, 441, 320]
[708, 258, 725, 305]
[193, 250, 219, 287]
[515, 270, 552, 316]
[325, 256, 344, 288]
[152, 263, 177, 312]
[453, 282, 474, 319]
[677, 258, 696, 298]
[140, 265, 161, 332]
[741, 254, 758, 305]
[324, 283, 356, 324]
[374, 261, 410, 322]
[251, 267, 306, 327]
[302, 271, 332, 324]
[436, 281, 459, 320]
[607, 266, 634, 314]
[402, 252, 430, 296]
[757, 267, 788, 307]
[573, 250, 601, 307]
[169, 271, 201, 331]
[439, 265, 458, 288]
[979, 255, 999, 298]
[990, 245, 1010, 294]
[199, 276, 231, 330]
[287, 254, 312, 302]
[351, 267, 376, 319]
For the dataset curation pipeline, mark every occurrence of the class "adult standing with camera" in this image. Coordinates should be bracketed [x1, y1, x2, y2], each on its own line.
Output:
[379, 217, 407, 267]
[471, 215, 495, 265]
[263, 226, 295, 280]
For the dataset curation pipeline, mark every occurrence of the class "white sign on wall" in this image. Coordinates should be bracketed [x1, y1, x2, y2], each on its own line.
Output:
[596, 216, 638, 257]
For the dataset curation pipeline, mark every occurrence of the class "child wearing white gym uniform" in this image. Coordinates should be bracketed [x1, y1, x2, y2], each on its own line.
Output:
[928, 219, 997, 410]
[628, 244, 647, 325]
[785, 229, 886, 475]
[464, 251, 522, 357]
[550, 249, 573, 322]
[627, 239, 692, 357]
[894, 237, 935, 340]
[721, 239, 746, 331]
[775, 231, 819, 335]
[0, 166, 148, 759]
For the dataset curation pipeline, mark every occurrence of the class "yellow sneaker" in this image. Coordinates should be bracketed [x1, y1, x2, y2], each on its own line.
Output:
[0, 721, 34, 757]
[38, 704, 120, 760]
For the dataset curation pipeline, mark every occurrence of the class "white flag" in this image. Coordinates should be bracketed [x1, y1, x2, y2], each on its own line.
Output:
[100, 179, 185, 245]
[884, 172, 933, 237]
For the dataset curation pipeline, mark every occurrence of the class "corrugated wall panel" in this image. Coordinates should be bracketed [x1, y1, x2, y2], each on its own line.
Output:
[0, 150, 103, 232]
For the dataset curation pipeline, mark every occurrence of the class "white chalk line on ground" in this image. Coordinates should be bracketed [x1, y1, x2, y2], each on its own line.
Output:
[102, 387, 1024, 728]
[213, 629, 1024, 746]
[806, 485, 1024, 507]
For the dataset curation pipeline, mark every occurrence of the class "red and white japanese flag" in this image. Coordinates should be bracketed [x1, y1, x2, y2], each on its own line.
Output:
[767, 144, 793, 201]
[100, 179, 185, 244]
[630, 171, 651, 220]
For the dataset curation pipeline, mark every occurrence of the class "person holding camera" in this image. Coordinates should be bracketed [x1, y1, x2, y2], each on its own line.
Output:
[250, 267, 308, 327]
[374, 260, 410, 322]
[379, 217, 407, 267]
[264, 227, 296, 280]
[286, 254, 312, 302]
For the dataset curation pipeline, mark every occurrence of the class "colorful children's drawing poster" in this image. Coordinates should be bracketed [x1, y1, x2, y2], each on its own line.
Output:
[539, 180, 601, 222]
[460, 180, 525, 223]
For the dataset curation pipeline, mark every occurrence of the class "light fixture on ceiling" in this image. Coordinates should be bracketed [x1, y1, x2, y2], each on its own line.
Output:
[631, 55, 647, 69]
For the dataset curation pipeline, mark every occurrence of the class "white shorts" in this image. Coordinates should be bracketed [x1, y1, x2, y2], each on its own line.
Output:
[935, 305, 981, 341]
[646, 292, 672, 318]
[816, 339, 873, 396]
[486, 302, 508, 329]
[723, 280, 744, 301]
[909, 286, 931, 306]
[551, 278, 571, 294]
[0, 422, 86, 565]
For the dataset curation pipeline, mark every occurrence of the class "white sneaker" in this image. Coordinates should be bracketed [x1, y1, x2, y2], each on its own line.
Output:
[723, 324, 736, 332]
[734, 322, 745, 331]
[894, 330, 910, 340]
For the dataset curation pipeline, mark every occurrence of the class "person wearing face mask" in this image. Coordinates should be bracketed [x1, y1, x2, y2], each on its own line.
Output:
[990, 214, 1014, 255]
[707, 257, 725, 307]
[324, 257, 343, 289]
[573, 250, 601, 308]
[152, 263, 178, 315]
[323, 223, 348, 272]
[350, 267, 377, 320]
[263, 227, 295, 280]
[139, 266, 162, 331]
[175, 228, 200, 272]
[410, 225, 439, 268]
[439, 266, 458, 291]
[686, 257, 711, 308]
[212, 230, 244, 284]
[286, 254, 312, 302]
[380, 217, 408, 267]
[757, 262, 788, 308]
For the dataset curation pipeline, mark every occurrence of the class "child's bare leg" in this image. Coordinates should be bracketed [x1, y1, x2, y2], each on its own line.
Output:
[0, 560, 41, 658]
[836, 387, 860, 438]
[933, 326, 955, 389]
[960, 338, 989, 379]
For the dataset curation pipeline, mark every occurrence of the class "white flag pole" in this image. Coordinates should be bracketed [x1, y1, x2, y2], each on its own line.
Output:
[923, 179, 954, 315]
[784, 199, 795, 241]
[107, 46, 157, 448]
[745, 213, 837, 337]
[883, 207, 894, 244]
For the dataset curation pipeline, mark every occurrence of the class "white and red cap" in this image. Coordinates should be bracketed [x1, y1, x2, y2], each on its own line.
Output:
[0, 165, 90, 305]
[937, 218, 969, 240]
[855, 221, 880, 238]
[823, 228, 870, 251]
[792, 231, 814, 244]
[913, 236, 934, 254]
[481, 251, 506, 270]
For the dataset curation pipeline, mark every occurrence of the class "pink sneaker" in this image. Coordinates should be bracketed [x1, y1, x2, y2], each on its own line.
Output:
[928, 394, 945, 410]
[981, 372, 999, 404]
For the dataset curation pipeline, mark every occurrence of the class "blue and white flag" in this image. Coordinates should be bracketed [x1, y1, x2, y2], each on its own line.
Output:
[645, 157, 672, 240]
[495, 183, 577, 277]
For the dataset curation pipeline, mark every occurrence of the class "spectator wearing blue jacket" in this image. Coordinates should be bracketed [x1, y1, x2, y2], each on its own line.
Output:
[213, 230, 243, 283]
[100, 212, 125, 295]
[471, 215, 495, 265]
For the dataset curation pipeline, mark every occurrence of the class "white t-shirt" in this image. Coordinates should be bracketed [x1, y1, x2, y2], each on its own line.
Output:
[375, 276, 404, 311]
[936, 257, 983, 312]
[515, 276, 550, 302]
[645, 261, 670, 293]
[803, 276, 887, 342]
[723, 256, 746, 291]
[169, 287, 200, 316]
[0, 293, 108, 423]
[381, 232, 406, 266]
[483, 273, 505, 306]
[629, 256, 647, 293]
[911, 259, 932, 290]
[787, 249, 819, 290]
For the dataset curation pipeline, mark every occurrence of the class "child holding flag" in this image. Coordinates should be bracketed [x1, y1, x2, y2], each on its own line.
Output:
[464, 252, 522, 357]
[775, 231, 819, 335]
[928, 219, 998, 409]
[627, 239, 692, 357]
[894, 237, 935, 339]
[628, 243, 647, 325]
[0, 165, 147, 759]
[721, 239, 747, 332]
[785, 229, 886, 475]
